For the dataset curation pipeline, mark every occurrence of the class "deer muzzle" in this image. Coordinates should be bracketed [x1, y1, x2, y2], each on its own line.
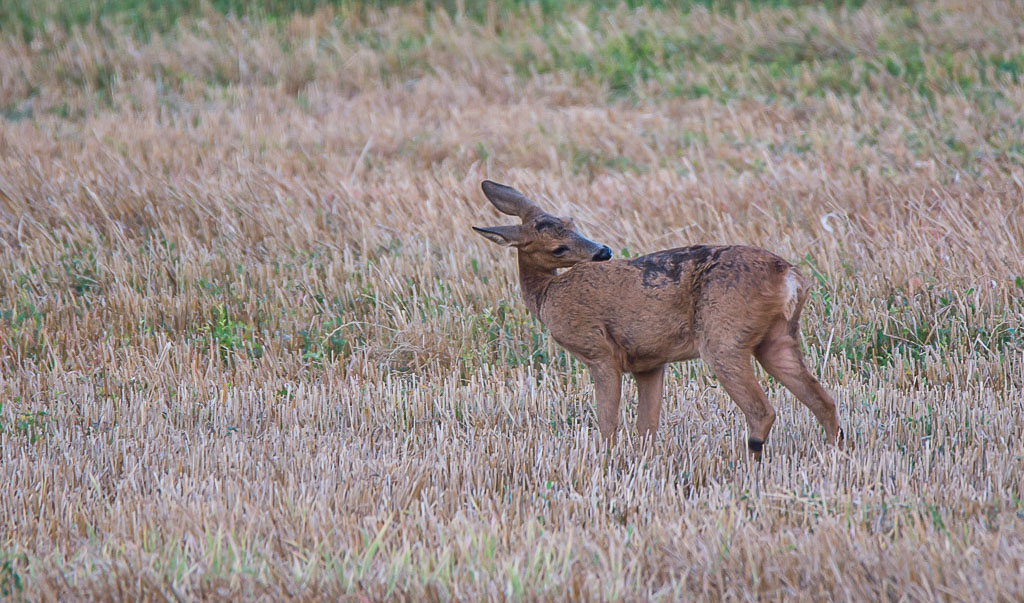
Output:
[592, 246, 612, 262]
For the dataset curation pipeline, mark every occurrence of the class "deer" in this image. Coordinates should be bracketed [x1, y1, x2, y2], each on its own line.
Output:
[472, 180, 844, 459]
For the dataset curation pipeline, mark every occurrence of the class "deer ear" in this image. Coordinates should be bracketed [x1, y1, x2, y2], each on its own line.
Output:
[472, 225, 524, 247]
[481, 180, 539, 219]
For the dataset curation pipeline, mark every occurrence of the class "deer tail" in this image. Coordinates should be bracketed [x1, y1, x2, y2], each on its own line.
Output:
[781, 268, 806, 322]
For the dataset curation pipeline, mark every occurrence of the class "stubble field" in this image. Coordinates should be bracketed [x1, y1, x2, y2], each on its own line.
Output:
[1, 0, 1023, 599]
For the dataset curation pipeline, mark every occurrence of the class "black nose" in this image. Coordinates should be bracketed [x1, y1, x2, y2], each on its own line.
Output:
[593, 246, 612, 261]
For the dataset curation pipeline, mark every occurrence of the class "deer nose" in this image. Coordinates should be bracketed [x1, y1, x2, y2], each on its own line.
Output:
[593, 246, 612, 261]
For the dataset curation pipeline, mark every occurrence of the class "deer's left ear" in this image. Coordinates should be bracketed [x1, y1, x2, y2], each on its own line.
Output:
[481, 181, 540, 220]
[472, 225, 524, 247]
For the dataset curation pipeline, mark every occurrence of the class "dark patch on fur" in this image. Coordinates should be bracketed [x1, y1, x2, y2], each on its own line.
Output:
[628, 246, 724, 288]
[535, 219, 561, 232]
[747, 438, 764, 453]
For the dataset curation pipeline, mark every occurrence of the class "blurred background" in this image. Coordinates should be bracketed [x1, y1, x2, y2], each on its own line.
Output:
[1, 1, 1022, 599]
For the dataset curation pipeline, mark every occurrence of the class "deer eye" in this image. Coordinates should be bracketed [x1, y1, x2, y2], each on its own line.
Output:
[552, 246, 570, 256]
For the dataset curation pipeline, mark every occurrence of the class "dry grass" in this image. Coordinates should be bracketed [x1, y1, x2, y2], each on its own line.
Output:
[1, 0, 1023, 599]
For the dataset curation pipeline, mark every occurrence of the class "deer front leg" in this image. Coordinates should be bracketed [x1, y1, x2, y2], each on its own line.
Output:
[634, 365, 665, 440]
[588, 362, 622, 441]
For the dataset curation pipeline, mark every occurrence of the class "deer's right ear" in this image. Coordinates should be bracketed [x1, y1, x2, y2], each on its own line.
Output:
[473, 225, 523, 247]
[481, 180, 539, 219]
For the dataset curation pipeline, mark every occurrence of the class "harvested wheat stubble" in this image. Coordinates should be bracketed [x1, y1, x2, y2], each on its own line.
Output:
[1, 0, 1024, 599]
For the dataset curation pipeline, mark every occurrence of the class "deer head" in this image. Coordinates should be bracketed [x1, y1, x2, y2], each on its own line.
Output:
[472, 180, 612, 271]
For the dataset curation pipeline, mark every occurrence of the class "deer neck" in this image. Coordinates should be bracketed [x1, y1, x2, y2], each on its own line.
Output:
[517, 254, 556, 318]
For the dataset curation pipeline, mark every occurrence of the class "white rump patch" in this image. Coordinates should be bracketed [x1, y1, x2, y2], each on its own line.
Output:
[782, 270, 800, 320]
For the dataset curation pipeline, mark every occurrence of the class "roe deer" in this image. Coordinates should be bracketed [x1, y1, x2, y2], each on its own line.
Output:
[472, 180, 843, 459]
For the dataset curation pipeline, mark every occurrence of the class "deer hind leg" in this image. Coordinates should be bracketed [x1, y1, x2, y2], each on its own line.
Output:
[634, 365, 665, 440]
[703, 350, 777, 460]
[588, 362, 623, 441]
[755, 324, 843, 447]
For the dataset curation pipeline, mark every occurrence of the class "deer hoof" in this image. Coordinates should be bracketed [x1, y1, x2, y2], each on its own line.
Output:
[747, 437, 765, 461]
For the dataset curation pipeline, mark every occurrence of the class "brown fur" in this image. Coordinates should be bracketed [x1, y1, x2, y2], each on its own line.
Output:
[473, 181, 843, 459]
